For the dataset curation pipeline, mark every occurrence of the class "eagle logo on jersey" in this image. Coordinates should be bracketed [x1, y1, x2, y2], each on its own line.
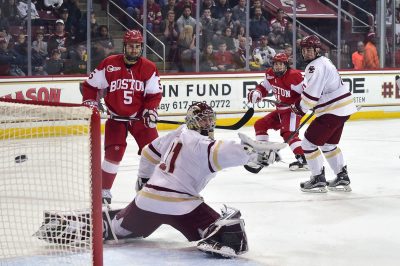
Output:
[308, 66, 315, 73]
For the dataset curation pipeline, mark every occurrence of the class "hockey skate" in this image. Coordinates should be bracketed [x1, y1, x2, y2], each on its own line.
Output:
[327, 166, 352, 192]
[289, 154, 309, 171]
[102, 189, 112, 204]
[300, 167, 327, 193]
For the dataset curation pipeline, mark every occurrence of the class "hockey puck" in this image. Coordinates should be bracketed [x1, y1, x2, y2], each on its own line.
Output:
[15, 154, 27, 163]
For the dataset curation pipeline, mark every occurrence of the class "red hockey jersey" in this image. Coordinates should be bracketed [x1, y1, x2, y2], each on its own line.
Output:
[82, 54, 162, 117]
[256, 68, 303, 110]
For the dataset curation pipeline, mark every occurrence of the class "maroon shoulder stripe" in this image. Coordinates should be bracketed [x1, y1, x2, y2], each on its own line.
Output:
[148, 143, 161, 157]
[303, 91, 320, 102]
[207, 141, 216, 173]
[315, 92, 352, 109]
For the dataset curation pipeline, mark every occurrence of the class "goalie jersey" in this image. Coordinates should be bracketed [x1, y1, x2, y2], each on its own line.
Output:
[136, 125, 252, 215]
[300, 56, 357, 117]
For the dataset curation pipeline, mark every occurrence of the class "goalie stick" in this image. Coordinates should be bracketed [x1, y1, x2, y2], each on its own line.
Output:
[105, 108, 254, 130]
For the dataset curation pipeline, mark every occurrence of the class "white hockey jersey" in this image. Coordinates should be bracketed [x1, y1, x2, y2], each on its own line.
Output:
[300, 56, 357, 117]
[135, 125, 252, 215]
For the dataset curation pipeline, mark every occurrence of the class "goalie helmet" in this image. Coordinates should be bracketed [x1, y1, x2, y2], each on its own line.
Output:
[185, 102, 216, 138]
[123, 30, 143, 65]
[272, 53, 289, 77]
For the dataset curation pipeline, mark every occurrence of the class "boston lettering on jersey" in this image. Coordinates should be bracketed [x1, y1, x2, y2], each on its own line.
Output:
[109, 78, 145, 92]
[272, 85, 291, 98]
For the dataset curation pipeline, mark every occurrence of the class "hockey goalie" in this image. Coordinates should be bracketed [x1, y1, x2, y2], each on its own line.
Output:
[34, 102, 286, 258]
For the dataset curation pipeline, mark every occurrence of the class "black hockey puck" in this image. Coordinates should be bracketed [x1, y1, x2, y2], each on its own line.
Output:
[15, 154, 27, 163]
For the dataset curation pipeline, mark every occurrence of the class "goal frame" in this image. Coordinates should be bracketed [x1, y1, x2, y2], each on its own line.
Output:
[0, 98, 103, 266]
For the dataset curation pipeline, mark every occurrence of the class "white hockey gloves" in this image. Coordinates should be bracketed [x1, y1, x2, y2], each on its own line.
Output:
[247, 90, 262, 104]
[238, 133, 287, 173]
[142, 108, 158, 128]
[82, 99, 98, 109]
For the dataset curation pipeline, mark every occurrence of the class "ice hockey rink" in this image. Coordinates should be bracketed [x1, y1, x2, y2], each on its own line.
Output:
[101, 117, 400, 266]
[4, 117, 400, 266]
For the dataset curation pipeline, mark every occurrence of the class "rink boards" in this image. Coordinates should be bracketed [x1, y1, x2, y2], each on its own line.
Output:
[0, 70, 399, 131]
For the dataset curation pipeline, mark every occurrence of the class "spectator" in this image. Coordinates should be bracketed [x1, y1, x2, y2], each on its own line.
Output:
[1, 0, 20, 25]
[283, 21, 302, 44]
[252, 36, 276, 68]
[47, 19, 70, 59]
[232, 0, 246, 26]
[221, 27, 235, 52]
[175, 0, 196, 19]
[234, 25, 252, 49]
[0, 8, 10, 33]
[213, 40, 235, 71]
[363, 32, 379, 69]
[60, 0, 82, 27]
[270, 8, 287, 32]
[352, 41, 364, 70]
[250, 0, 268, 20]
[295, 38, 307, 70]
[200, 8, 218, 49]
[200, 0, 217, 18]
[17, 0, 42, 25]
[177, 24, 195, 71]
[32, 29, 48, 57]
[31, 47, 47, 75]
[268, 22, 286, 50]
[176, 5, 197, 34]
[214, 0, 230, 19]
[59, 8, 73, 32]
[234, 36, 249, 70]
[200, 43, 218, 71]
[283, 43, 294, 68]
[217, 8, 236, 36]
[95, 25, 114, 48]
[140, 0, 162, 33]
[45, 48, 64, 75]
[0, 35, 25, 76]
[160, 10, 179, 62]
[249, 6, 269, 42]
[77, 12, 98, 43]
[161, 0, 178, 20]
[120, 0, 143, 29]
[64, 44, 87, 74]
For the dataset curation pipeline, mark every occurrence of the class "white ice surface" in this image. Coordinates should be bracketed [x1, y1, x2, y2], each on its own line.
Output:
[5, 119, 400, 266]
[104, 119, 400, 266]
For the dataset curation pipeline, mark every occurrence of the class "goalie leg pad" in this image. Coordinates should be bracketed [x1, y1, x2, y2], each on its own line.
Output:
[197, 206, 248, 258]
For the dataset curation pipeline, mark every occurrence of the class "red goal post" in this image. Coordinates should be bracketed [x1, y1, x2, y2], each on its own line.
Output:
[0, 98, 102, 266]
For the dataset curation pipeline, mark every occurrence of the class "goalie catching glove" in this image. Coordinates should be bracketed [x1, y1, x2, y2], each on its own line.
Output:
[142, 108, 158, 128]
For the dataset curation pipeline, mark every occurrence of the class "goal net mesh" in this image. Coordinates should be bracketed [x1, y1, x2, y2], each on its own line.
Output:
[0, 100, 98, 265]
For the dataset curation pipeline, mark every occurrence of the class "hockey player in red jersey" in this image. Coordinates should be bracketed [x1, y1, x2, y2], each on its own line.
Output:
[290, 35, 357, 193]
[247, 53, 308, 171]
[82, 30, 162, 203]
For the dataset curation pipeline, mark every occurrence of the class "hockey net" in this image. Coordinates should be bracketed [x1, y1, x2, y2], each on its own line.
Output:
[0, 99, 102, 265]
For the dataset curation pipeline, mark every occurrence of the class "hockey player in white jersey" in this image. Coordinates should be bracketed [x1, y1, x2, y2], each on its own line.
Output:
[290, 35, 358, 193]
[34, 102, 286, 258]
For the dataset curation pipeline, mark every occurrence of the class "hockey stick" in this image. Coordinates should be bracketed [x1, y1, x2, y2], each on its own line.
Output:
[263, 99, 290, 106]
[108, 108, 254, 130]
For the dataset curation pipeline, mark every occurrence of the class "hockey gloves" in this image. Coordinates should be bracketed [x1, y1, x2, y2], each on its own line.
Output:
[82, 99, 99, 109]
[143, 108, 158, 128]
[290, 101, 305, 116]
[247, 90, 262, 104]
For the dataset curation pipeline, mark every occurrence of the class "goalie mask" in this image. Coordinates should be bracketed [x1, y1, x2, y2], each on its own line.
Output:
[300, 35, 321, 62]
[123, 30, 143, 65]
[185, 102, 216, 139]
[272, 53, 289, 77]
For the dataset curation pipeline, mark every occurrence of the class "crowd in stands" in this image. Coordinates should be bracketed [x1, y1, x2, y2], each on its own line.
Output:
[0, 0, 115, 76]
[1, 0, 399, 76]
